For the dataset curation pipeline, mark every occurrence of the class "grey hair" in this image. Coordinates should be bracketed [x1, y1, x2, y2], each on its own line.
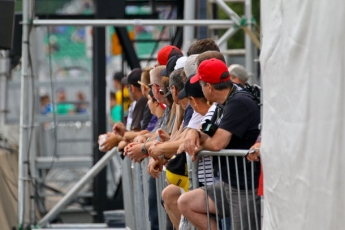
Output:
[169, 69, 187, 92]
[228, 64, 249, 82]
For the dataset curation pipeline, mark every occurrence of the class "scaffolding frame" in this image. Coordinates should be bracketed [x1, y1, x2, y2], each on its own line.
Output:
[18, 0, 258, 228]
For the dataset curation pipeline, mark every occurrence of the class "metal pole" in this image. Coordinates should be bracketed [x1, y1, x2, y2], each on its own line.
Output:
[214, 0, 241, 26]
[182, 0, 196, 52]
[37, 147, 119, 227]
[216, 26, 239, 47]
[18, 0, 30, 227]
[245, 0, 254, 80]
[0, 50, 10, 126]
[32, 19, 233, 27]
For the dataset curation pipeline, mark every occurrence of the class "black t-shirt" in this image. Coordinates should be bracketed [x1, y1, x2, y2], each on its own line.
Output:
[217, 93, 260, 190]
[141, 104, 153, 130]
[131, 96, 148, 130]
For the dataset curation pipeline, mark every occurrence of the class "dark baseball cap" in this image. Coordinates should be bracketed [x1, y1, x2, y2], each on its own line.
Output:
[178, 74, 205, 100]
[160, 55, 183, 77]
[126, 68, 142, 88]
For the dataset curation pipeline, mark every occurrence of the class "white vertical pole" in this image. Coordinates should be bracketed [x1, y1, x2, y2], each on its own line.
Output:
[18, 0, 31, 227]
[182, 0, 196, 53]
[245, 0, 254, 82]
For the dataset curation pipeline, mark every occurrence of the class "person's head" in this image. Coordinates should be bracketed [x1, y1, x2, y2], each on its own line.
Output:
[138, 67, 153, 97]
[157, 45, 183, 65]
[196, 50, 226, 67]
[56, 88, 66, 102]
[186, 38, 220, 56]
[77, 91, 85, 101]
[191, 58, 233, 104]
[149, 65, 166, 103]
[228, 64, 249, 86]
[147, 90, 165, 117]
[110, 92, 116, 107]
[123, 68, 143, 101]
[178, 74, 209, 115]
[184, 54, 199, 77]
[113, 71, 124, 91]
[160, 55, 183, 77]
[169, 69, 187, 105]
[40, 95, 50, 106]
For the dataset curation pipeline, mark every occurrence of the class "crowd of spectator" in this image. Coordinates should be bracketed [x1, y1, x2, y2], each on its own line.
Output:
[98, 38, 262, 230]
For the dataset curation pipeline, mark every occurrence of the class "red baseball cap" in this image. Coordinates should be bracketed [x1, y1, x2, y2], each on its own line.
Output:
[190, 58, 230, 84]
[157, 45, 183, 65]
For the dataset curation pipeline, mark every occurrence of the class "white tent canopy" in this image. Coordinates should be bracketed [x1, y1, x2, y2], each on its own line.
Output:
[261, 0, 345, 229]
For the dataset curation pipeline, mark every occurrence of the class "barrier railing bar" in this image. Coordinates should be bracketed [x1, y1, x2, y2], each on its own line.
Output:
[243, 158, 252, 230]
[234, 157, 244, 230]
[37, 147, 119, 227]
[32, 19, 234, 27]
[226, 157, 235, 230]
[121, 155, 136, 230]
[211, 157, 219, 229]
[251, 161, 259, 230]
[217, 156, 225, 230]
[141, 158, 151, 230]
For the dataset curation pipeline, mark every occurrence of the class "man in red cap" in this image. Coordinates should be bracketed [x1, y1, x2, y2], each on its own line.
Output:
[157, 45, 183, 65]
[177, 58, 261, 230]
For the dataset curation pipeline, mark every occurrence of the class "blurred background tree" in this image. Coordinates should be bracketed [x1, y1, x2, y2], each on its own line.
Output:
[218, 0, 260, 49]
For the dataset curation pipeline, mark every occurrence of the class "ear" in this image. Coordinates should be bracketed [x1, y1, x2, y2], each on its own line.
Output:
[190, 96, 197, 106]
[207, 83, 213, 92]
[130, 84, 135, 93]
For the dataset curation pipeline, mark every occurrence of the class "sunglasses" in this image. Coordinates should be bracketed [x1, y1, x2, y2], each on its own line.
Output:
[159, 89, 165, 95]
[148, 83, 160, 89]
[159, 88, 172, 97]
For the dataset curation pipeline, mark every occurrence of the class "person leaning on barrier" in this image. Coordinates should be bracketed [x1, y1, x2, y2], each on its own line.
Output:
[118, 67, 156, 148]
[99, 68, 148, 152]
[150, 74, 216, 229]
[177, 58, 261, 230]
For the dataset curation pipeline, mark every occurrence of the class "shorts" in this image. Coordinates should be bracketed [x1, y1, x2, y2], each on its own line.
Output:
[201, 181, 261, 229]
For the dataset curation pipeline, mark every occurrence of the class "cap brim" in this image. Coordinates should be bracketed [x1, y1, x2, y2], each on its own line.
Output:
[160, 68, 168, 77]
[178, 88, 187, 100]
[137, 81, 148, 87]
[190, 74, 201, 84]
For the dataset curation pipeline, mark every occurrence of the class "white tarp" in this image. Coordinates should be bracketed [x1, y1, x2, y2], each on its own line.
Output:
[260, 0, 345, 229]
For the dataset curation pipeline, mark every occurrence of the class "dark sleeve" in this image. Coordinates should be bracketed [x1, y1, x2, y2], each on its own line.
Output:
[219, 97, 253, 138]
[141, 104, 153, 130]
[183, 105, 194, 128]
[131, 97, 148, 130]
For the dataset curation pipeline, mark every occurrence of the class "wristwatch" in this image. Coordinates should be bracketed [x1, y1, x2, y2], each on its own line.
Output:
[141, 143, 148, 154]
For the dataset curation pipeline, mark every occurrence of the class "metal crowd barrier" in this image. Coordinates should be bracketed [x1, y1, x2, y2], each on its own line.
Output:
[121, 149, 262, 230]
[190, 150, 262, 230]
[121, 156, 167, 230]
